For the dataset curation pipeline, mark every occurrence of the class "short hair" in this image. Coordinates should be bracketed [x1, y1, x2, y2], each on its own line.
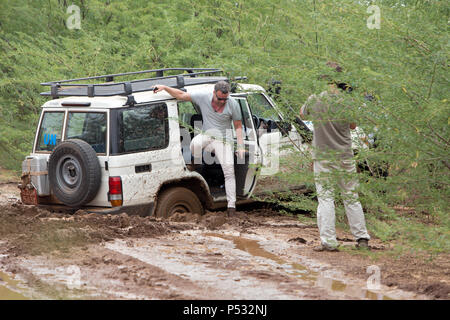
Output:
[214, 81, 231, 94]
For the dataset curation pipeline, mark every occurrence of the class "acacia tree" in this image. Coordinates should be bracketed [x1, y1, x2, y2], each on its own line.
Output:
[0, 0, 447, 217]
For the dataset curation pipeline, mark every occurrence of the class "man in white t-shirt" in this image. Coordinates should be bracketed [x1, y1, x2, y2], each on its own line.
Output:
[154, 81, 245, 216]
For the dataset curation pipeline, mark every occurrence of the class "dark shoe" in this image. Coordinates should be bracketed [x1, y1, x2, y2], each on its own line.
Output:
[356, 238, 370, 250]
[226, 207, 236, 217]
[313, 243, 339, 252]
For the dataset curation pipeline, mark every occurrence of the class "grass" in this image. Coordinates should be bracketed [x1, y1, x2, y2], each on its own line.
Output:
[0, 166, 20, 183]
[338, 244, 384, 261]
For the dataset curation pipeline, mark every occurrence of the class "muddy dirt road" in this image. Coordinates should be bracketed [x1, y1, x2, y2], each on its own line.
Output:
[0, 182, 448, 300]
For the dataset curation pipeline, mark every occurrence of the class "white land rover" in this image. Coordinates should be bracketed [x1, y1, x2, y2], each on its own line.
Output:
[19, 68, 311, 217]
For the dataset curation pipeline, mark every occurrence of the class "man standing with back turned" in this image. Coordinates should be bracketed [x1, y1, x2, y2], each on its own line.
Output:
[154, 81, 245, 216]
[300, 63, 371, 251]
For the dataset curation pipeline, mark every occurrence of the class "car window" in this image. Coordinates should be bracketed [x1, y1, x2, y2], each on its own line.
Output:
[247, 93, 279, 120]
[234, 98, 256, 141]
[115, 103, 168, 154]
[66, 112, 107, 153]
[36, 111, 65, 152]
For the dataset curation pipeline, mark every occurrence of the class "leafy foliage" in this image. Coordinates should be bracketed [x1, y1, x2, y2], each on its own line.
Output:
[0, 0, 448, 222]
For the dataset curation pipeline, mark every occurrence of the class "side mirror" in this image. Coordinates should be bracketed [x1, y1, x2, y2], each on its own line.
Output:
[252, 115, 260, 130]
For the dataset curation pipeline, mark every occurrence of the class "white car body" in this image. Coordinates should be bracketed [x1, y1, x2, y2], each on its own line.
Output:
[22, 79, 307, 215]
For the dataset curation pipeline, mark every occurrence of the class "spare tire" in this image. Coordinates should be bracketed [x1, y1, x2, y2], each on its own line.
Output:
[48, 139, 101, 207]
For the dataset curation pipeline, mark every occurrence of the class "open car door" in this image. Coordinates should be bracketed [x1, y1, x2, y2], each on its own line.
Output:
[244, 91, 309, 196]
[231, 96, 262, 198]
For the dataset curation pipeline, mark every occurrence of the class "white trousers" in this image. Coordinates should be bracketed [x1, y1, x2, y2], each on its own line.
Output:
[314, 159, 370, 247]
[190, 134, 236, 208]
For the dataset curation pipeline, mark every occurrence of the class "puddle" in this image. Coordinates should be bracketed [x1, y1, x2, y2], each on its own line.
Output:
[205, 233, 393, 300]
[0, 270, 28, 300]
[106, 238, 307, 299]
[105, 233, 426, 300]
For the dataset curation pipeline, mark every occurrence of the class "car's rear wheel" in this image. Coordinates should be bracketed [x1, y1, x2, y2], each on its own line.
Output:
[48, 139, 101, 207]
[155, 187, 204, 218]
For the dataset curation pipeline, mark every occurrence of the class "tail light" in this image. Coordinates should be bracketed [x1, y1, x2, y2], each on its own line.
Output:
[108, 176, 123, 207]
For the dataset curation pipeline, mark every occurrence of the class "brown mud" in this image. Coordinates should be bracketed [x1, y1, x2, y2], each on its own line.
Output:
[0, 182, 448, 300]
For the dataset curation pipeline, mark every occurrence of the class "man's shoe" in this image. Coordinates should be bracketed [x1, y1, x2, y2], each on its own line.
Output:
[356, 238, 370, 250]
[313, 243, 339, 252]
[227, 207, 236, 217]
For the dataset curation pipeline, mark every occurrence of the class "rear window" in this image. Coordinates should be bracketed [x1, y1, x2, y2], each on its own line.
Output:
[36, 111, 65, 152]
[112, 103, 169, 155]
[66, 112, 107, 154]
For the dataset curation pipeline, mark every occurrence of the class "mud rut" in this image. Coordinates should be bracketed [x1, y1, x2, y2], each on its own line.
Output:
[0, 183, 436, 300]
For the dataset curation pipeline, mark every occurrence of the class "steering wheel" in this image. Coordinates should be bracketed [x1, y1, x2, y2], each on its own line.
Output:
[252, 115, 260, 130]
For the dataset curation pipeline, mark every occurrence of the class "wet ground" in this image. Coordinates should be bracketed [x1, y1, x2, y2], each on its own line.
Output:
[0, 181, 449, 300]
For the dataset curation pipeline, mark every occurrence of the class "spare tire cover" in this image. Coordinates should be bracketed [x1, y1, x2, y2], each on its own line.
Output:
[48, 139, 101, 207]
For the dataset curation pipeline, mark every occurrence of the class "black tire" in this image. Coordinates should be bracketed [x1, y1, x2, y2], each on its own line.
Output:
[155, 187, 204, 218]
[48, 139, 101, 207]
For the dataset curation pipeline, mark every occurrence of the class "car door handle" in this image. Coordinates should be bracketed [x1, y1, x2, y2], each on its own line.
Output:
[135, 164, 152, 173]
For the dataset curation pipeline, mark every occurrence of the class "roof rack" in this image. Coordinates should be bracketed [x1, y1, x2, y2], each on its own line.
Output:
[40, 68, 243, 99]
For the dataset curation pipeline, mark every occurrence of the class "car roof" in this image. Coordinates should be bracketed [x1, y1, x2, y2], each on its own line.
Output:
[41, 83, 208, 109]
[41, 82, 267, 109]
[236, 83, 266, 92]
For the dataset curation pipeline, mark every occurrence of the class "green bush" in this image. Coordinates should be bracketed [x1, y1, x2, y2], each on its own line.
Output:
[0, 0, 447, 220]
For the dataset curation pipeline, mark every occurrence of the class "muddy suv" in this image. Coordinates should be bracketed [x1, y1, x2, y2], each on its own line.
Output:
[19, 68, 309, 217]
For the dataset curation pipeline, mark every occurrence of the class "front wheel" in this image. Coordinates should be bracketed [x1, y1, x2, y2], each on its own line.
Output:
[155, 187, 204, 218]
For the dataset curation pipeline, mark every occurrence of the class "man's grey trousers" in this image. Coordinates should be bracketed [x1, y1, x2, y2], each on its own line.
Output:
[314, 159, 371, 247]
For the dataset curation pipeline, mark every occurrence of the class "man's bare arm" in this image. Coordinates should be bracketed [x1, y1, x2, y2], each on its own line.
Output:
[153, 84, 191, 101]
[234, 120, 245, 158]
[233, 120, 245, 148]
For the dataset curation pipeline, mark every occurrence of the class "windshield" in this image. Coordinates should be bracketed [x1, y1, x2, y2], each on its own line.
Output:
[246, 93, 280, 120]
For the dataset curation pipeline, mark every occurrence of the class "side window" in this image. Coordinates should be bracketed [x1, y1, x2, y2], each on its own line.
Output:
[234, 99, 256, 141]
[36, 111, 65, 152]
[247, 93, 279, 120]
[66, 112, 107, 154]
[115, 103, 168, 154]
